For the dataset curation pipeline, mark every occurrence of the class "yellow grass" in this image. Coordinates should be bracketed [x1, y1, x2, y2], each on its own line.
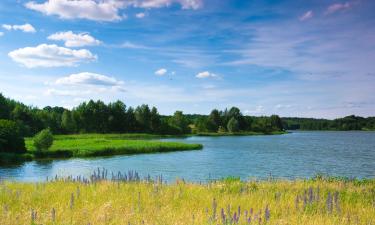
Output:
[0, 179, 374, 225]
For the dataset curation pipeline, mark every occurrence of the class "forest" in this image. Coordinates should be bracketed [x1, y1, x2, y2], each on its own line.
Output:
[283, 116, 375, 131]
[0, 93, 284, 137]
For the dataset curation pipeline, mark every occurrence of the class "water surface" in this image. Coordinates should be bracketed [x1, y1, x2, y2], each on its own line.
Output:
[0, 131, 374, 182]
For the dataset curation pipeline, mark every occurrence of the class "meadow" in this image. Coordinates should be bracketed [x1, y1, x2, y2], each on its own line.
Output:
[0, 172, 374, 225]
[0, 134, 202, 163]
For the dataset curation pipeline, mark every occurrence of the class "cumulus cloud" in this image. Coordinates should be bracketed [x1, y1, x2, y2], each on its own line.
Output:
[25, 0, 203, 22]
[55, 72, 123, 86]
[299, 10, 313, 21]
[0, 32, 3, 37]
[2, 23, 36, 33]
[25, 0, 124, 22]
[155, 68, 167, 76]
[8, 44, 97, 68]
[196, 71, 217, 78]
[325, 2, 353, 14]
[48, 31, 101, 47]
[136, 12, 146, 18]
[46, 72, 126, 97]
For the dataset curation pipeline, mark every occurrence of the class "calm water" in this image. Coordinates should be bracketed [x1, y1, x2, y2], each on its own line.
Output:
[0, 131, 374, 182]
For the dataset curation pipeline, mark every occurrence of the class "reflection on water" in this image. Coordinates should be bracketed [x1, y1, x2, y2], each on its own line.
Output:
[0, 131, 374, 182]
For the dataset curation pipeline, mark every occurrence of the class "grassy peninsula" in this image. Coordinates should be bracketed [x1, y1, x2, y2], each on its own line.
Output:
[0, 133, 202, 163]
[1, 175, 374, 225]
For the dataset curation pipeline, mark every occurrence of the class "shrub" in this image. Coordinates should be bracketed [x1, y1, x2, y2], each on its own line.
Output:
[33, 128, 54, 151]
[0, 119, 26, 153]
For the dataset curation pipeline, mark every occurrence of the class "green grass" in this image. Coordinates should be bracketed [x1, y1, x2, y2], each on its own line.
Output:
[25, 138, 202, 158]
[1, 178, 374, 224]
[0, 134, 202, 163]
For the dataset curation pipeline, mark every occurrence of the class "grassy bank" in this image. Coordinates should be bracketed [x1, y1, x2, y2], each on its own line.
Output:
[0, 177, 374, 225]
[0, 134, 202, 163]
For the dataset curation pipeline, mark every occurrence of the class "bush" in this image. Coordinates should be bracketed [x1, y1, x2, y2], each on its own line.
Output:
[0, 119, 26, 153]
[33, 128, 54, 151]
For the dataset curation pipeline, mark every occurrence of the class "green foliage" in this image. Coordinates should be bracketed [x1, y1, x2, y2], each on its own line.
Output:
[227, 117, 240, 133]
[25, 134, 202, 159]
[168, 111, 190, 134]
[0, 119, 26, 153]
[33, 128, 53, 151]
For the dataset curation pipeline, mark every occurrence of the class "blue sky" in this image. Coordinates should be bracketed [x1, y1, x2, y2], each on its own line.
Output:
[0, 0, 374, 118]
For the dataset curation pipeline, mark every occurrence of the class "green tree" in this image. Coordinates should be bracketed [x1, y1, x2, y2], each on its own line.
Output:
[0, 119, 26, 153]
[33, 128, 53, 151]
[0, 93, 11, 120]
[270, 115, 283, 131]
[207, 109, 221, 132]
[150, 107, 161, 133]
[227, 117, 240, 133]
[61, 110, 76, 133]
[169, 111, 190, 134]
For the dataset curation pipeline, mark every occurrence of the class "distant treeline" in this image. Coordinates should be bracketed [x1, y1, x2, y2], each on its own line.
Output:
[282, 116, 375, 131]
[0, 93, 283, 136]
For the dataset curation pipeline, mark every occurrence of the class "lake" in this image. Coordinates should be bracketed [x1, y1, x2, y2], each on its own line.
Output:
[0, 131, 374, 182]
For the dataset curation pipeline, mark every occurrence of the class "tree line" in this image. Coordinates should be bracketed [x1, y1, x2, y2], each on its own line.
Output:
[282, 115, 375, 131]
[0, 93, 284, 137]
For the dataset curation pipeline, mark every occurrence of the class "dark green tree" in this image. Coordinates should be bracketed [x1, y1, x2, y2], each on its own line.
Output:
[227, 117, 240, 133]
[0, 119, 26, 153]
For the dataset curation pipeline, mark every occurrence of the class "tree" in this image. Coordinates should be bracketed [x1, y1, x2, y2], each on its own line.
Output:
[207, 109, 221, 132]
[0, 119, 26, 153]
[108, 101, 127, 133]
[168, 111, 190, 134]
[227, 117, 239, 133]
[61, 110, 76, 133]
[150, 107, 161, 133]
[33, 128, 53, 151]
[135, 104, 152, 132]
[270, 115, 283, 131]
[0, 93, 11, 120]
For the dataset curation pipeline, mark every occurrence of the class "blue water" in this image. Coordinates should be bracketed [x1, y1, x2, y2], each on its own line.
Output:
[0, 131, 374, 182]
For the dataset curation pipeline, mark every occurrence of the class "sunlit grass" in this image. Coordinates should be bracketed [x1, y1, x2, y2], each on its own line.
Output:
[0, 178, 374, 225]
[0, 134, 202, 163]
[24, 135, 202, 158]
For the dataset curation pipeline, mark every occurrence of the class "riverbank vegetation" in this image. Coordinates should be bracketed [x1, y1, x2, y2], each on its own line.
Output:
[283, 115, 375, 131]
[0, 134, 202, 163]
[0, 93, 283, 137]
[0, 174, 374, 225]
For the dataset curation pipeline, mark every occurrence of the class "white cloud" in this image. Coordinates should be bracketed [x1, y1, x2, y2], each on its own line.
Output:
[2, 23, 36, 33]
[46, 72, 126, 98]
[155, 68, 167, 76]
[8, 44, 97, 68]
[121, 41, 149, 49]
[299, 10, 313, 21]
[136, 12, 146, 18]
[25, 0, 124, 22]
[196, 71, 217, 78]
[0, 32, 3, 37]
[325, 2, 353, 15]
[48, 31, 101, 47]
[55, 72, 123, 86]
[25, 0, 202, 22]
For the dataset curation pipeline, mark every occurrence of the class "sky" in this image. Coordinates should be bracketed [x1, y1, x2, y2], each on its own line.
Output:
[0, 0, 374, 119]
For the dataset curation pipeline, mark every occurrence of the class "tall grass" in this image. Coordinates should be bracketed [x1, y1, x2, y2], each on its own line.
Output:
[0, 174, 374, 225]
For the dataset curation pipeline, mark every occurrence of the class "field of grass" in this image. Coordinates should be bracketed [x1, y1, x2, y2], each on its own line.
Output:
[0, 134, 202, 163]
[0, 175, 374, 225]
